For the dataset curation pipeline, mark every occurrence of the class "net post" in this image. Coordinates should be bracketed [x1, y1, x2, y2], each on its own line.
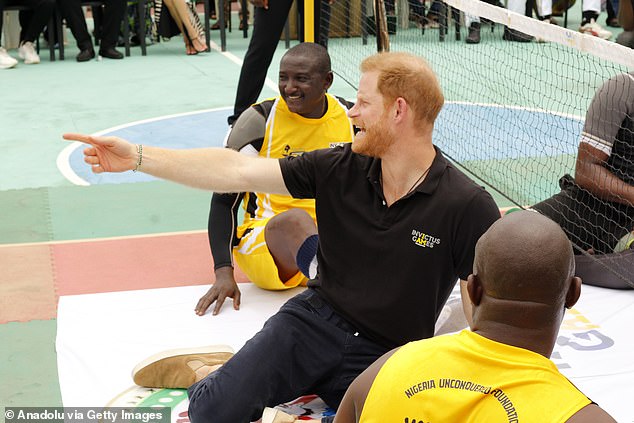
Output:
[304, 0, 315, 42]
[374, 0, 390, 51]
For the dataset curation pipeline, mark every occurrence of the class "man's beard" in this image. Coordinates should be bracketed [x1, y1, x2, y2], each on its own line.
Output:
[352, 117, 397, 157]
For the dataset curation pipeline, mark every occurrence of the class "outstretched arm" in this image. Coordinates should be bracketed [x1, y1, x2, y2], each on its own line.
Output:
[63, 133, 290, 195]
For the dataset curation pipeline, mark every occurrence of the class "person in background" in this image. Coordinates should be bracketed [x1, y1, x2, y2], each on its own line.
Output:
[154, 0, 207, 55]
[226, 0, 331, 126]
[616, 0, 634, 46]
[465, 0, 534, 44]
[58, 0, 127, 61]
[532, 71, 634, 289]
[195, 43, 354, 316]
[0, 0, 55, 66]
[578, 0, 616, 38]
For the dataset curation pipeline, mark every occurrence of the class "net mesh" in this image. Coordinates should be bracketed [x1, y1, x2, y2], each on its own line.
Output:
[321, 0, 634, 286]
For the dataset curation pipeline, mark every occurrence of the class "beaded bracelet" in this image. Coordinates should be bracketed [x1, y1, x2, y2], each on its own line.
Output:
[133, 144, 143, 172]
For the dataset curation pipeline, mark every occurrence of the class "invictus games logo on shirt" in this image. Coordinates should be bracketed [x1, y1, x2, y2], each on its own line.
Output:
[283, 143, 346, 157]
[282, 145, 305, 157]
[411, 229, 441, 248]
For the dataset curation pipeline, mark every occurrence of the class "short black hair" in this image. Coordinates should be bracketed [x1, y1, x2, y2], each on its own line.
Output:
[283, 42, 332, 75]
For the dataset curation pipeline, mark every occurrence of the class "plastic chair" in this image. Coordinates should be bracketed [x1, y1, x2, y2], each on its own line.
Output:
[217, 0, 249, 52]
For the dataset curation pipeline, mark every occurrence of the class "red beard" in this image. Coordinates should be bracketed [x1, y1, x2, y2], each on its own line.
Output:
[352, 114, 396, 157]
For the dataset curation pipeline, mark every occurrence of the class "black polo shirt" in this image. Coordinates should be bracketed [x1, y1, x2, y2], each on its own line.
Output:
[279, 143, 499, 348]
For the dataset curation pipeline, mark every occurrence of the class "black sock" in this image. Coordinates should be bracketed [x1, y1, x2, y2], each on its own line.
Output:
[582, 11, 599, 25]
[296, 235, 319, 279]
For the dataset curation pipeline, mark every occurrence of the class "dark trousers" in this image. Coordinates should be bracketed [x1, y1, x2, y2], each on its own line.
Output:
[384, 0, 423, 17]
[57, 0, 126, 50]
[532, 174, 634, 254]
[0, 0, 4, 38]
[575, 251, 634, 289]
[0, 0, 55, 44]
[227, 0, 330, 126]
[187, 288, 388, 423]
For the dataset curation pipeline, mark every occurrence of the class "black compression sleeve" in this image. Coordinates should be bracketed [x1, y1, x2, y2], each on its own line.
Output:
[208, 192, 244, 270]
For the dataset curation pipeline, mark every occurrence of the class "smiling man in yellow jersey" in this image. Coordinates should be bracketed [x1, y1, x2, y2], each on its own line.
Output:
[334, 211, 616, 423]
[195, 42, 355, 316]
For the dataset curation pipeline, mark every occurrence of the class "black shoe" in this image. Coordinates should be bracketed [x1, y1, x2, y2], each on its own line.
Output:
[503, 27, 534, 42]
[76, 48, 95, 62]
[606, 17, 620, 27]
[387, 14, 397, 34]
[98, 47, 124, 60]
[466, 22, 481, 44]
[542, 16, 558, 25]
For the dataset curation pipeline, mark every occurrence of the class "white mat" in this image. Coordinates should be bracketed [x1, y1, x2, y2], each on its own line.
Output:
[56, 284, 302, 408]
[57, 284, 634, 422]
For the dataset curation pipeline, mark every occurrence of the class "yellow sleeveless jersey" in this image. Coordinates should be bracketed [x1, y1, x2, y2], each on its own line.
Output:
[360, 330, 591, 423]
[241, 94, 354, 224]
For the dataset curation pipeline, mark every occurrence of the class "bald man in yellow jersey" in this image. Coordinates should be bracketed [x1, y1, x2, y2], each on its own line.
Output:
[195, 43, 355, 316]
[334, 211, 616, 423]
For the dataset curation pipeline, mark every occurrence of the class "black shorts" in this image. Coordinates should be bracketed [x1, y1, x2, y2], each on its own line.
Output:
[532, 174, 634, 254]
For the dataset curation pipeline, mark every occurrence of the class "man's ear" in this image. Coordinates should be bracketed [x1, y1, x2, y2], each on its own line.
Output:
[393, 97, 407, 120]
[467, 274, 483, 306]
[565, 276, 582, 309]
[324, 71, 334, 91]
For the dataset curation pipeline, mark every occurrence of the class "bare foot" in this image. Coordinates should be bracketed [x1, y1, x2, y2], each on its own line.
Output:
[184, 41, 197, 55]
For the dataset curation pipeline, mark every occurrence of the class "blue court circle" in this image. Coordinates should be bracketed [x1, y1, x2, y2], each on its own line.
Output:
[67, 104, 583, 185]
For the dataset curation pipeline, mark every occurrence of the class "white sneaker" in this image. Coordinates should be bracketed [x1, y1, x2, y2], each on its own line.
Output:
[0, 47, 17, 69]
[579, 19, 612, 40]
[18, 41, 40, 64]
[614, 231, 634, 253]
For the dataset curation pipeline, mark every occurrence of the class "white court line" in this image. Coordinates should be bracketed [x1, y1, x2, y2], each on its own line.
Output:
[448, 101, 584, 121]
[57, 142, 91, 186]
[208, 39, 279, 94]
[0, 229, 208, 249]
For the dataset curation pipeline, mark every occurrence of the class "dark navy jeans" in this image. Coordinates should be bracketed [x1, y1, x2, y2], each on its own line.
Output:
[187, 288, 388, 423]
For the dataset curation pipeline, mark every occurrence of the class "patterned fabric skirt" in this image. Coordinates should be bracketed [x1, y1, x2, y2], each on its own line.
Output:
[154, 0, 205, 40]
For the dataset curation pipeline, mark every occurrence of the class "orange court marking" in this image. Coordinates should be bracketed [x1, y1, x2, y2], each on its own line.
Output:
[0, 232, 250, 323]
[3, 207, 512, 323]
[0, 244, 57, 323]
[53, 232, 249, 296]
